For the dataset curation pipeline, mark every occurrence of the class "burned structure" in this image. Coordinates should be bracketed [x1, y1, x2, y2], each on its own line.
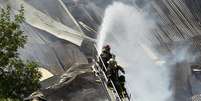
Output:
[0, 0, 201, 101]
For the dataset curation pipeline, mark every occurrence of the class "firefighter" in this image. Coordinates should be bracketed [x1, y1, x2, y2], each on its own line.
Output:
[112, 65, 126, 98]
[107, 55, 125, 89]
[107, 54, 117, 71]
[98, 45, 112, 72]
[118, 75, 127, 98]
[108, 58, 125, 79]
[106, 54, 118, 88]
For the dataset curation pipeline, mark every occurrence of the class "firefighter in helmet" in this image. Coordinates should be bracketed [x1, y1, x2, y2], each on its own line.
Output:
[107, 55, 125, 89]
[98, 45, 112, 72]
[107, 55, 125, 80]
[118, 75, 127, 98]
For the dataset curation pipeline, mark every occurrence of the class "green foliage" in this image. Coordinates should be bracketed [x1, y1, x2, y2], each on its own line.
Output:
[0, 6, 41, 100]
[0, 6, 26, 67]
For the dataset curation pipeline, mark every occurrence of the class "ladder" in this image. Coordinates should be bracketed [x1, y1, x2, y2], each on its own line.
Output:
[92, 50, 131, 101]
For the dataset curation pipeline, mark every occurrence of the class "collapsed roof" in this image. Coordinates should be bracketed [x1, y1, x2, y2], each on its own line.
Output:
[1, 0, 201, 100]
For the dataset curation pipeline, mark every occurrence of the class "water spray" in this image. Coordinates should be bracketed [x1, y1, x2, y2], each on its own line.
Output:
[97, 2, 172, 101]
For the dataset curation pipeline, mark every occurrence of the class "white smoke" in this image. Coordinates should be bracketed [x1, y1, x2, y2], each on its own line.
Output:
[97, 2, 172, 101]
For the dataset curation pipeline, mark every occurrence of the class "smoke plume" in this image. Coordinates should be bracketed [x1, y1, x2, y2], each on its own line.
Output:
[97, 2, 172, 101]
